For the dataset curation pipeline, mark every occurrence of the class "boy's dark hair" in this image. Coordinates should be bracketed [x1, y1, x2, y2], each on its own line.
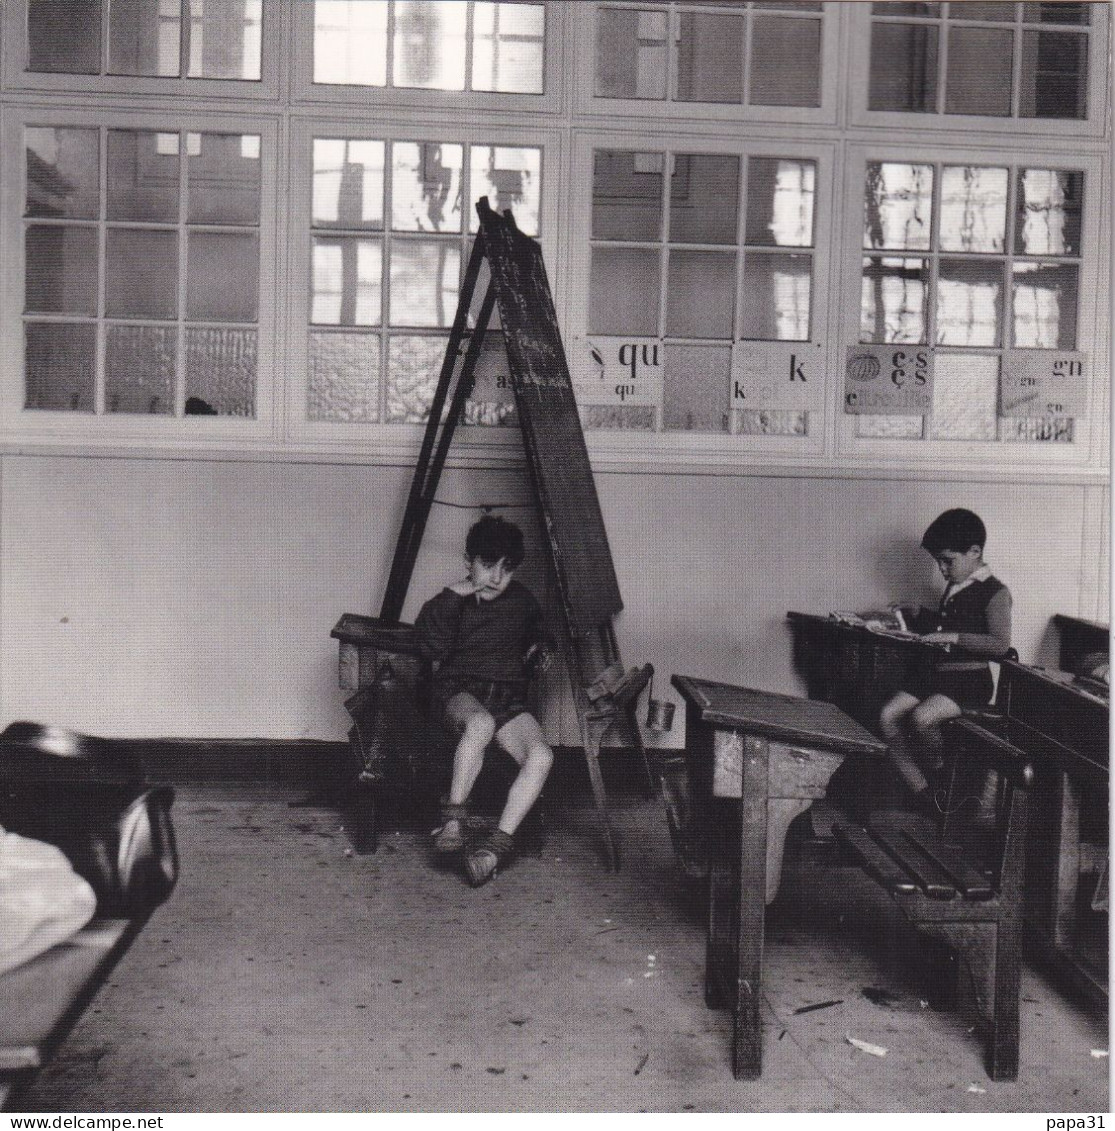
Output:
[466, 514, 525, 570]
[921, 508, 986, 555]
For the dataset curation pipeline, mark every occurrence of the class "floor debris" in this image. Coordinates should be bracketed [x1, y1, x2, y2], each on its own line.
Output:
[846, 1035, 888, 1057]
[794, 999, 843, 1015]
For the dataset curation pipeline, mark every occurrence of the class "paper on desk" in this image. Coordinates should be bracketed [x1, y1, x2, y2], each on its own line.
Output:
[846, 1035, 888, 1057]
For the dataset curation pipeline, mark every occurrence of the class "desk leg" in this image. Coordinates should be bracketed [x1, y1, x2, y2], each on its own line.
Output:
[733, 733, 769, 1081]
[1051, 770, 1082, 953]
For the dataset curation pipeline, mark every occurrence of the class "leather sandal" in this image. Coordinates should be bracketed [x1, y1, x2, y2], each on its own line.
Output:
[432, 802, 469, 854]
[464, 829, 515, 887]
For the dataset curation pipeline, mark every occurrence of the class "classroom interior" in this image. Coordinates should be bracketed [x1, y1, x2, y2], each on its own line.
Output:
[0, 0, 1110, 1114]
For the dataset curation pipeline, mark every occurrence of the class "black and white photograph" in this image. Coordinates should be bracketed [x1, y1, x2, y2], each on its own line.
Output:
[0, 0, 1109, 1118]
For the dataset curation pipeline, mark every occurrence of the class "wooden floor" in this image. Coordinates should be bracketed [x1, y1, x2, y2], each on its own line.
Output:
[7, 783, 1109, 1113]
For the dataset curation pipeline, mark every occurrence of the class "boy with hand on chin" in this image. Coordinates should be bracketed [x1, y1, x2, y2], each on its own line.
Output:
[415, 514, 554, 886]
[879, 508, 1013, 815]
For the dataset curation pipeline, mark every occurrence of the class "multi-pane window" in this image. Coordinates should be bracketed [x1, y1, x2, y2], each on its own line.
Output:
[587, 147, 817, 435]
[313, 0, 546, 93]
[23, 126, 261, 416]
[868, 2, 1092, 119]
[858, 160, 1083, 441]
[307, 137, 541, 425]
[27, 0, 263, 80]
[595, 1, 823, 107]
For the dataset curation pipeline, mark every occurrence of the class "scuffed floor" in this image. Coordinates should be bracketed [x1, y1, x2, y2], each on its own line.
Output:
[12, 785, 1109, 1113]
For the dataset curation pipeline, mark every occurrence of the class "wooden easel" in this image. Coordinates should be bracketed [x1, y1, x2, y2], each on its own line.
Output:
[333, 198, 668, 870]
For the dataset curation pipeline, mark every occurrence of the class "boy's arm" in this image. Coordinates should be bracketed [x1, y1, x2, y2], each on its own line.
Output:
[414, 589, 466, 663]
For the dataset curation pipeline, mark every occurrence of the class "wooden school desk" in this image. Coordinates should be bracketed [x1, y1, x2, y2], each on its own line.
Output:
[671, 675, 887, 1080]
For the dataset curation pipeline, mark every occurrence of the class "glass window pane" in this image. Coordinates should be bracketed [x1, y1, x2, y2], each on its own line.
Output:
[936, 259, 1004, 346]
[187, 0, 262, 80]
[595, 8, 667, 99]
[663, 343, 729, 432]
[1024, 3, 1089, 24]
[472, 2, 545, 94]
[1015, 169, 1083, 255]
[864, 164, 934, 251]
[389, 240, 460, 327]
[309, 331, 380, 422]
[394, 1, 467, 90]
[589, 247, 660, 336]
[105, 325, 176, 414]
[1012, 262, 1078, 348]
[386, 334, 445, 422]
[469, 146, 541, 236]
[592, 151, 663, 241]
[868, 23, 939, 111]
[750, 15, 821, 107]
[861, 256, 929, 343]
[25, 225, 99, 314]
[666, 251, 735, 338]
[946, 26, 1012, 115]
[313, 139, 385, 230]
[871, 3, 940, 14]
[747, 158, 815, 247]
[105, 229, 178, 318]
[185, 327, 256, 415]
[939, 166, 1008, 253]
[312, 237, 382, 326]
[26, 128, 100, 220]
[928, 352, 998, 440]
[187, 232, 259, 321]
[391, 143, 463, 233]
[669, 155, 739, 245]
[187, 133, 261, 224]
[742, 252, 811, 340]
[1020, 30, 1087, 118]
[1000, 416, 1074, 442]
[24, 322, 96, 410]
[581, 404, 655, 431]
[952, 2, 1016, 20]
[314, 0, 388, 85]
[108, 130, 180, 223]
[109, 0, 181, 76]
[29, 0, 102, 72]
[677, 13, 743, 104]
[855, 414, 924, 438]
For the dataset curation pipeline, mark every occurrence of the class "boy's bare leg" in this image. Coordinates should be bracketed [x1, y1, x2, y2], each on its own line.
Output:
[880, 690, 926, 793]
[493, 712, 554, 835]
[910, 693, 962, 772]
[437, 694, 496, 846]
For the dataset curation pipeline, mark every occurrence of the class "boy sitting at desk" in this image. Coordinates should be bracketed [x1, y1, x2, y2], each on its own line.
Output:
[879, 508, 1013, 814]
[415, 514, 554, 886]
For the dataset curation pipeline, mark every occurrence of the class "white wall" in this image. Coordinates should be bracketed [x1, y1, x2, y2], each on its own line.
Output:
[1, 452, 1106, 745]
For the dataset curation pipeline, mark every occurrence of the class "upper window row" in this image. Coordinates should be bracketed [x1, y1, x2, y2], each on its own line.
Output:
[16, 2, 1104, 124]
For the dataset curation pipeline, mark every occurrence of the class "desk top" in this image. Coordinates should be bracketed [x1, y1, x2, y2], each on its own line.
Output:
[671, 675, 886, 757]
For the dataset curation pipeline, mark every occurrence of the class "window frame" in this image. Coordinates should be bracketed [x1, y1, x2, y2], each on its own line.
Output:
[846, 1, 1110, 139]
[1, 0, 285, 101]
[574, 0, 841, 127]
[291, 0, 567, 117]
[835, 141, 1108, 471]
[0, 103, 281, 445]
[566, 129, 837, 463]
[285, 114, 566, 456]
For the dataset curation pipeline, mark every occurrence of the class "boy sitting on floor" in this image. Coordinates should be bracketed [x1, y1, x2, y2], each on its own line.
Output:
[415, 514, 554, 886]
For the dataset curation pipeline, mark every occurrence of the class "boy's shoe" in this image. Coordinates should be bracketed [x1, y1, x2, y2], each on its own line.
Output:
[465, 829, 515, 887]
[432, 802, 469, 854]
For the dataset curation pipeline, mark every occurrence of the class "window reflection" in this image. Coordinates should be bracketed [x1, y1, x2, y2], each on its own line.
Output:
[1015, 169, 1082, 255]
[595, 8, 668, 99]
[939, 166, 1007, 253]
[394, 1, 467, 90]
[25, 128, 100, 219]
[1012, 262, 1079, 348]
[391, 143, 463, 233]
[936, 259, 1004, 346]
[864, 164, 933, 251]
[314, 0, 388, 85]
[742, 252, 811, 340]
[472, 3, 545, 94]
[861, 256, 929, 343]
[313, 140, 385, 229]
[312, 237, 383, 326]
[469, 147, 541, 236]
[747, 158, 815, 247]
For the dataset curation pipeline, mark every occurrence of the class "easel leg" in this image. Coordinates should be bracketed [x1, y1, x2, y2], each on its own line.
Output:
[578, 706, 620, 872]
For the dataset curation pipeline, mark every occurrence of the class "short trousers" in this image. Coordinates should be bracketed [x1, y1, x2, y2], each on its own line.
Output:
[903, 663, 994, 709]
[430, 673, 531, 733]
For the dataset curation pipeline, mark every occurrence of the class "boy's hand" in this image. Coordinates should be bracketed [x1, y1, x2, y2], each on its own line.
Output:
[523, 642, 554, 675]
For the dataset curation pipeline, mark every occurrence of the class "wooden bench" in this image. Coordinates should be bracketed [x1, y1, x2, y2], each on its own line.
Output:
[0, 915, 149, 1109]
[832, 717, 1033, 1081]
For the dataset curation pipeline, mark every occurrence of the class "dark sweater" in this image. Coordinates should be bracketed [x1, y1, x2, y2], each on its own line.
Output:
[414, 579, 548, 683]
[909, 574, 1012, 660]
